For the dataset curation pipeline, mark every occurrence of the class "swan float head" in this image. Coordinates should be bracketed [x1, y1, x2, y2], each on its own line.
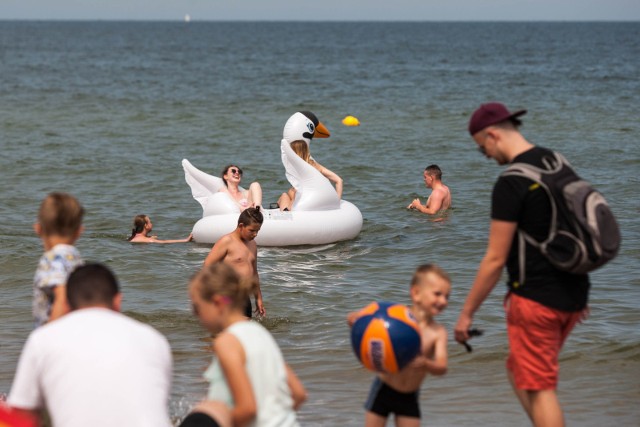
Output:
[282, 111, 330, 144]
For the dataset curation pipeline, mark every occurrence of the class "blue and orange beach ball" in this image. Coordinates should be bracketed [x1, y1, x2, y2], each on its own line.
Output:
[350, 301, 421, 374]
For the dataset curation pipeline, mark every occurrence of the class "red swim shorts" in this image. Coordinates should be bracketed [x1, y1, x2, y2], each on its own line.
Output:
[505, 293, 584, 391]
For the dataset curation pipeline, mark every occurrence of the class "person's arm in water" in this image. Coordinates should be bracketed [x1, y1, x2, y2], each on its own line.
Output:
[252, 245, 265, 316]
[285, 364, 307, 410]
[152, 233, 193, 244]
[407, 188, 446, 214]
[454, 219, 516, 343]
[131, 233, 193, 244]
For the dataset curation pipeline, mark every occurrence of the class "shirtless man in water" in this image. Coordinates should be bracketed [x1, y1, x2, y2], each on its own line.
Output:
[407, 164, 452, 214]
[203, 207, 265, 317]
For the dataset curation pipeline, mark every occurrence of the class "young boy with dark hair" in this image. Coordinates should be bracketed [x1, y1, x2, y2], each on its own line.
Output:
[203, 207, 265, 317]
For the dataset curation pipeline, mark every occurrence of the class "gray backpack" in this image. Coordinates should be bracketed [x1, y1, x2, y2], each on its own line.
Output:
[503, 151, 620, 276]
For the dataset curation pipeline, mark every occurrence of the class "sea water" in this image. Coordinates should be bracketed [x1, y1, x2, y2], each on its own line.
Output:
[1, 21, 639, 426]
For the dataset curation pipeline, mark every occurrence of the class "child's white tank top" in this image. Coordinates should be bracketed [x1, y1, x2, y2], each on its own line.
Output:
[204, 320, 299, 427]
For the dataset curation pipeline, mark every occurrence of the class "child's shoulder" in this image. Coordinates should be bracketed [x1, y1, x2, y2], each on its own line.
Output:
[216, 233, 236, 246]
[420, 319, 447, 336]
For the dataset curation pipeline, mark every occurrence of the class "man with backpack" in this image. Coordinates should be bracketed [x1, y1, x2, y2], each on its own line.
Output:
[453, 102, 616, 427]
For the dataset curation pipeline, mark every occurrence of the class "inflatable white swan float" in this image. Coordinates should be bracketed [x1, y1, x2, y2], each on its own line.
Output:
[182, 111, 363, 246]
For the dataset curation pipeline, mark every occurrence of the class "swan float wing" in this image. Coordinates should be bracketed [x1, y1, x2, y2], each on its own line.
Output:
[182, 159, 227, 208]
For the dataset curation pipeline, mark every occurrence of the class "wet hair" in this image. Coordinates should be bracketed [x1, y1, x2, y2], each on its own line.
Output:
[290, 140, 311, 163]
[67, 263, 120, 310]
[425, 165, 443, 180]
[191, 262, 255, 311]
[38, 192, 84, 237]
[410, 264, 451, 288]
[221, 164, 243, 187]
[128, 214, 148, 241]
[238, 206, 263, 226]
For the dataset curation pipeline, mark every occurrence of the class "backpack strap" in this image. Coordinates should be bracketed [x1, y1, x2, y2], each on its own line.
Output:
[500, 151, 565, 285]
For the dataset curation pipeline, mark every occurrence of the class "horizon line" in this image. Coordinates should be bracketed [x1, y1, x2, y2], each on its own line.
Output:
[1, 18, 639, 23]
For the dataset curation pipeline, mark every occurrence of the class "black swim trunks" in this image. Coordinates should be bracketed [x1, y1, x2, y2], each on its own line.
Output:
[244, 297, 252, 318]
[178, 412, 221, 427]
[364, 377, 420, 419]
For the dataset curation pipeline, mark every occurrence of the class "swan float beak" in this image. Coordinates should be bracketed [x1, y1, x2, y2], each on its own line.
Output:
[314, 121, 330, 139]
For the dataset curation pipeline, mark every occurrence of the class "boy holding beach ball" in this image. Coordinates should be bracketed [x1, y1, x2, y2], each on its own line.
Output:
[347, 264, 450, 427]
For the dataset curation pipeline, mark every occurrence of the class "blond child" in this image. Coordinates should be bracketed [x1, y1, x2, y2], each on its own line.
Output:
[348, 264, 450, 427]
[32, 192, 84, 328]
[184, 262, 306, 427]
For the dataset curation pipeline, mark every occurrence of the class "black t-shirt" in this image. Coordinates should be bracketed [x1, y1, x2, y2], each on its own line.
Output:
[491, 146, 590, 311]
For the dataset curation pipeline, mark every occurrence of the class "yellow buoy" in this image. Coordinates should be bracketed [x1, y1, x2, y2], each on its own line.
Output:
[342, 115, 360, 126]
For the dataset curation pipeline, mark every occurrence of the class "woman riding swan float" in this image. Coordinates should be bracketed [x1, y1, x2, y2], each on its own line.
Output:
[182, 111, 363, 246]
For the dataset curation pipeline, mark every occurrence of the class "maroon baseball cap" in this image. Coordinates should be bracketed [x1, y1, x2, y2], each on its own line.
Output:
[468, 102, 527, 135]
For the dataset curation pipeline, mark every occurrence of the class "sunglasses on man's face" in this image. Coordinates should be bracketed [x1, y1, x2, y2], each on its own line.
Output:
[229, 168, 243, 176]
[477, 133, 490, 156]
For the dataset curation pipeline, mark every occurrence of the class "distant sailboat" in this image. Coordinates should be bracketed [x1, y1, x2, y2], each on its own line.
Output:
[184, 14, 191, 23]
